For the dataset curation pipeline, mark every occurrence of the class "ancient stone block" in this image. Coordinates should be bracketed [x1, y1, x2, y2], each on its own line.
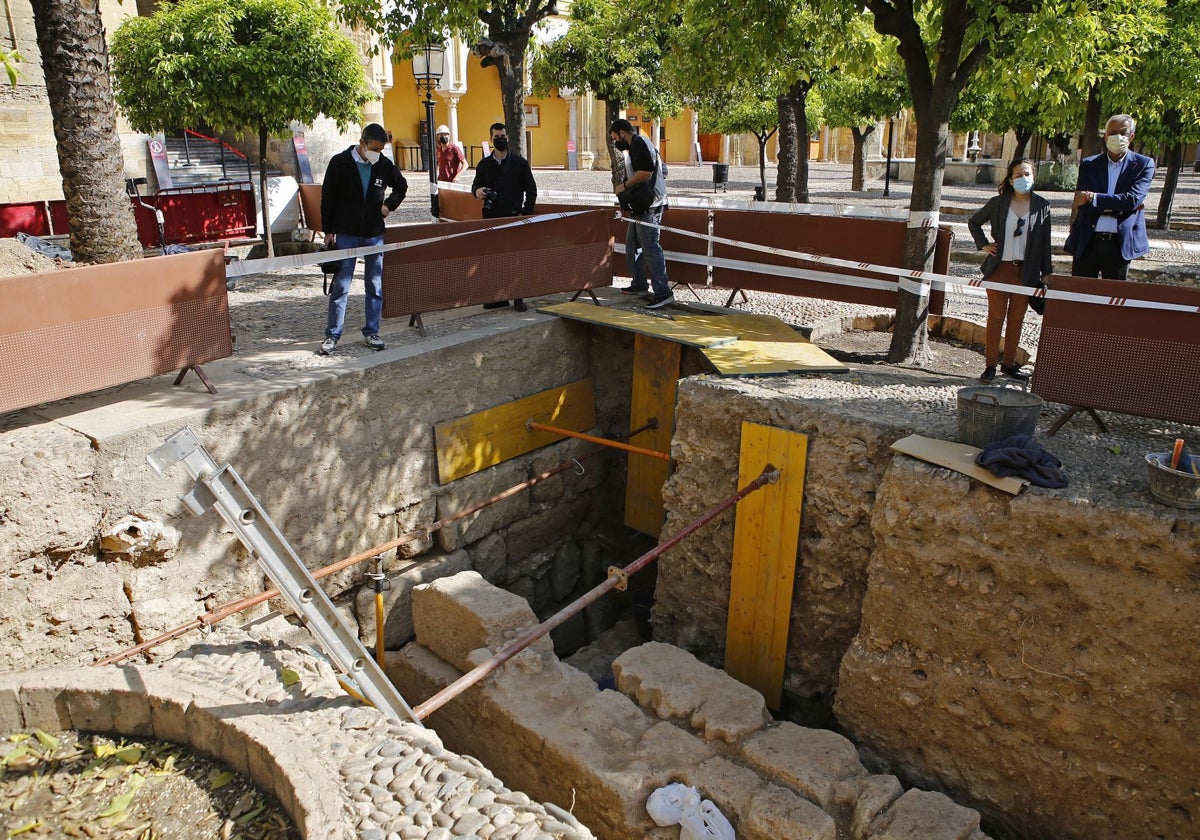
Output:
[739, 722, 866, 811]
[741, 783, 837, 840]
[355, 549, 472, 650]
[835, 774, 904, 840]
[613, 642, 770, 741]
[681, 755, 765, 823]
[435, 461, 530, 552]
[866, 789, 983, 840]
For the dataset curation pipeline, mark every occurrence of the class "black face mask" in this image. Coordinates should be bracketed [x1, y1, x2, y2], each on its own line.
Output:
[492, 137, 508, 151]
[438, 136, 448, 145]
[613, 138, 630, 151]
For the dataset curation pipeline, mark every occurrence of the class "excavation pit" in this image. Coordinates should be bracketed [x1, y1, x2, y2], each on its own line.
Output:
[1, 275, 1197, 840]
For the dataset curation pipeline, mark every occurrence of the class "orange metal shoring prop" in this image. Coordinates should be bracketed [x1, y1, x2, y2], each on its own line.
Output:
[93, 419, 661, 667]
[525, 419, 671, 461]
[412, 463, 781, 721]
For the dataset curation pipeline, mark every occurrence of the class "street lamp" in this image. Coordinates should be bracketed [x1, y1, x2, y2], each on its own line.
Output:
[883, 115, 896, 197]
[412, 43, 446, 219]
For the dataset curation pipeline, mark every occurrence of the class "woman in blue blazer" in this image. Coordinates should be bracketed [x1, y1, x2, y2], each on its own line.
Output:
[967, 159, 1053, 382]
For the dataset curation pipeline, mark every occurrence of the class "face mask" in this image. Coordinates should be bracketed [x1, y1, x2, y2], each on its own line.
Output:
[492, 137, 508, 152]
[362, 148, 381, 164]
[613, 138, 630, 152]
[438, 136, 448, 145]
[1105, 133, 1129, 155]
[1012, 175, 1034, 194]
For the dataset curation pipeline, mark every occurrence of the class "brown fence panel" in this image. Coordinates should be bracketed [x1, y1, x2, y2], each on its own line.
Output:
[711, 212, 950, 315]
[298, 183, 323, 233]
[0, 250, 232, 415]
[382, 210, 614, 319]
[438, 189, 481, 222]
[1032, 275, 1200, 425]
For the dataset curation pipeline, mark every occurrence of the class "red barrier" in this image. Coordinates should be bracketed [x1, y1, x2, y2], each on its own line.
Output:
[0, 203, 51, 238]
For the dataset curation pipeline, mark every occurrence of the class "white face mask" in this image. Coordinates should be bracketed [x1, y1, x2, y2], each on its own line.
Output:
[1105, 133, 1130, 155]
[362, 148, 381, 164]
[1012, 175, 1034, 194]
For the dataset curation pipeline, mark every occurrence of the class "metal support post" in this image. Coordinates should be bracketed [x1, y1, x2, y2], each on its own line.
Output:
[146, 427, 421, 725]
[424, 89, 439, 219]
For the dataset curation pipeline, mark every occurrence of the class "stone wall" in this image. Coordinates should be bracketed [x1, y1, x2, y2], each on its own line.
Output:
[0, 0, 146, 204]
[0, 319, 630, 671]
[388, 570, 993, 840]
[652, 374, 1200, 840]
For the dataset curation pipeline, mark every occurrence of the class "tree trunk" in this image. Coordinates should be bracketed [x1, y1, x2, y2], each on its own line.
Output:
[259, 124, 274, 259]
[850, 125, 874, 191]
[1080, 82, 1102, 159]
[887, 117, 947, 364]
[600, 98, 628, 185]
[30, 0, 141, 264]
[1012, 126, 1032, 162]
[790, 79, 811, 203]
[774, 94, 797, 202]
[478, 38, 529, 159]
[1155, 141, 1182, 231]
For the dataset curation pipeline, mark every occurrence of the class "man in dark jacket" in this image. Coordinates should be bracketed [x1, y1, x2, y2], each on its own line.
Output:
[471, 122, 537, 312]
[319, 123, 407, 354]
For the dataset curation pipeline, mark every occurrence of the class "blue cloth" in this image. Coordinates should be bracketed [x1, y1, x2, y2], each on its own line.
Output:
[324, 232, 384, 340]
[975, 434, 1069, 489]
[626, 205, 670, 298]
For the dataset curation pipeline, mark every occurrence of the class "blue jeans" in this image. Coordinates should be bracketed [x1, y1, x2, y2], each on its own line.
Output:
[625, 206, 669, 297]
[325, 233, 384, 340]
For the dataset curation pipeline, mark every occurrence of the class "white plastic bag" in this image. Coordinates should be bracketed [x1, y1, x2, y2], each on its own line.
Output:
[646, 783, 735, 840]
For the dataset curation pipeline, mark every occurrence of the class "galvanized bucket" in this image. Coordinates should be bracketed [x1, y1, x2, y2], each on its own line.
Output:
[957, 386, 1043, 448]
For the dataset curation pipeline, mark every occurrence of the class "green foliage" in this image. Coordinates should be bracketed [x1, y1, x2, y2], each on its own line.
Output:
[1033, 161, 1078, 192]
[109, 0, 370, 137]
[531, 0, 681, 116]
[2, 48, 19, 87]
[819, 41, 908, 131]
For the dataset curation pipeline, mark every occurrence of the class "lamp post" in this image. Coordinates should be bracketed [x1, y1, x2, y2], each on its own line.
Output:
[883, 115, 896, 197]
[412, 43, 446, 219]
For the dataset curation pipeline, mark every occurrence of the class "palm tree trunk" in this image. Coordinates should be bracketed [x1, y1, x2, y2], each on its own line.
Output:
[30, 0, 142, 264]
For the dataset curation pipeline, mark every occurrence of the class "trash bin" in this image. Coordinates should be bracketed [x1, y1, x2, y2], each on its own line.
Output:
[753, 186, 765, 201]
[712, 163, 729, 192]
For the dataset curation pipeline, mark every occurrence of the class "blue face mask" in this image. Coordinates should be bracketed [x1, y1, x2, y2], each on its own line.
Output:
[1012, 175, 1034, 194]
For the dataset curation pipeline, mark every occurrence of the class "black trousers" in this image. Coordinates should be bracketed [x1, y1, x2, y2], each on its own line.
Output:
[1072, 235, 1130, 280]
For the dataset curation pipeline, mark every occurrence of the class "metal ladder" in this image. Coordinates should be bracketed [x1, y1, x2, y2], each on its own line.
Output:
[147, 427, 421, 725]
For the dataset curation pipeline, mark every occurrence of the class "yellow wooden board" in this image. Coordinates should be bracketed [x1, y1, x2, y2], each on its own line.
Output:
[670, 312, 809, 343]
[624, 335, 679, 536]
[540, 302, 739, 348]
[434, 378, 596, 484]
[890, 434, 1027, 495]
[702, 340, 847, 376]
[725, 421, 808, 710]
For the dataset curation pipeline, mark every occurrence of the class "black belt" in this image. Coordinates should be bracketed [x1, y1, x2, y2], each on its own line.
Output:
[1093, 232, 1119, 241]
[1004, 259, 1024, 267]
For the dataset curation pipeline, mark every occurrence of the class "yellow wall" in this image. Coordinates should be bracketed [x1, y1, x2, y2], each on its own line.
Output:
[625, 108, 691, 164]
[383, 57, 570, 170]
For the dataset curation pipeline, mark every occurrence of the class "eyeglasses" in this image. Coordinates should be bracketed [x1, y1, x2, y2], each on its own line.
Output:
[1013, 216, 1027, 238]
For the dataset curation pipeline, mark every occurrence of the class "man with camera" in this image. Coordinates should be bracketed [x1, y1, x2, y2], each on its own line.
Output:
[471, 122, 537, 312]
[611, 118, 672, 309]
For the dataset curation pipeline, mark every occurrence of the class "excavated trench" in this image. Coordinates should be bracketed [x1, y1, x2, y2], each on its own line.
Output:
[1, 306, 1197, 840]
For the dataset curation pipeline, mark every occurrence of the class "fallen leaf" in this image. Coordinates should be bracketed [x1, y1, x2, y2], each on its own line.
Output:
[34, 729, 60, 751]
[115, 747, 143, 765]
[235, 805, 266, 825]
[98, 773, 145, 817]
[1109, 444, 1121, 455]
[6, 820, 41, 836]
[209, 769, 235, 790]
[280, 668, 300, 687]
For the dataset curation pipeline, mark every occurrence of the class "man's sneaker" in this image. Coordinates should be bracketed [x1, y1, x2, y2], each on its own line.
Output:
[645, 293, 675, 309]
[363, 334, 385, 351]
[620, 287, 649, 296]
[1001, 363, 1028, 381]
[513, 299, 528, 313]
[318, 337, 337, 355]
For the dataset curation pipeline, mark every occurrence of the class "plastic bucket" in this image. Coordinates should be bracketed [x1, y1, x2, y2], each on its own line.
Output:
[1145, 453, 1200, 509]
[957, 386, 1043, 448]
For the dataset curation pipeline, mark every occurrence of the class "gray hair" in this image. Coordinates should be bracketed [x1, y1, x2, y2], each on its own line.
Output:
[1106, 114, 1136, 134]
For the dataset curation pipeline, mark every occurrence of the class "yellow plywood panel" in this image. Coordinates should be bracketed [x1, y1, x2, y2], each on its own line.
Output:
[541, 302, 738, 348]
[671, 312, 808, 343]
[624, 335, 679, 536]
[703, 340, 847, 376]
[435, 378, 596, 484]
[725, 421, 808, 709]
[890, 434, 1027, 495]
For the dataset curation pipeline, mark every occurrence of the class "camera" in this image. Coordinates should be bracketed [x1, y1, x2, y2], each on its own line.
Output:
[481, 188, 498, 214]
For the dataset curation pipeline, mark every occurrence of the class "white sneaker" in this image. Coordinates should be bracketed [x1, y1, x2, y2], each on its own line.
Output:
[363, 334, 385, 351]
[318, 337, 337, 355]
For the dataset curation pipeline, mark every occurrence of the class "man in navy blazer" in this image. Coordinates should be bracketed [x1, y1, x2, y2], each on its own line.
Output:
[1064, 113, 1155, 279]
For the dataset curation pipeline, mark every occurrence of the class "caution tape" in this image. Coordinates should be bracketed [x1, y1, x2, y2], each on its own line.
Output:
[224, 211, 590, 278]
[617, 215, 1200, 314]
